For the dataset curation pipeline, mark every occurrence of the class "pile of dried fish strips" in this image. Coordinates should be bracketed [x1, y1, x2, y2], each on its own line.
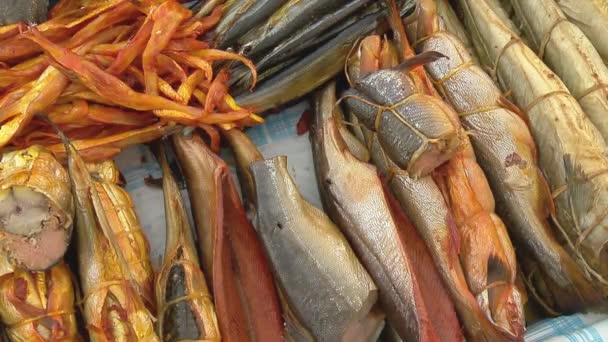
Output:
[0, 0, 259, 161]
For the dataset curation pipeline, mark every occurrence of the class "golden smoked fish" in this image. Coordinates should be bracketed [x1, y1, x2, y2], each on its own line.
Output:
[0, 259, 81, 341]
[0, 146, 73, 270]
[47, 118, 158, 341]
[460, 0, 607, 308]
[156, 142, 221, 341]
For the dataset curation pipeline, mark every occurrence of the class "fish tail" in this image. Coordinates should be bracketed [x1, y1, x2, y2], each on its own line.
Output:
[486, 252, 513, 289]
[489, 284, 526, 340]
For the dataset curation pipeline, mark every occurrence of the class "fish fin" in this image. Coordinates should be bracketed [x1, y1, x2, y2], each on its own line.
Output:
[488, 284, 526, 339]
[394, 51, 448, 72]
[382, 183, 463, 342]
[486, 253, 513, 289]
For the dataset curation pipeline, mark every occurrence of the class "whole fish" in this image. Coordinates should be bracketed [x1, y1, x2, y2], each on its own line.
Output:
[91, 161, 156, 312]
[218, 0, 287, 48]
[365, 133, 503, 341]
[555, 0, 608, 64]
[249, 0, 372, 73]
[460, 0, 608, 307]
[172, 132, 283, 342]
[225, 128, 383, 340]
[238, 0, 353, 58]
[0, 258, 80, 341]
[156, 141, 221, 342]
[0, 146, 73, 271]
[250, 155, 380, 341]
[510, 0, 608, 142]
[45, 118, 158, 341]
[415, 0, 593, 324]
[407, 5, 528, 331]
[235, 10, 382, 112]
[346, 14, 503, 339]
[0, 0, 48, 25]
[311, 81, 461, 342]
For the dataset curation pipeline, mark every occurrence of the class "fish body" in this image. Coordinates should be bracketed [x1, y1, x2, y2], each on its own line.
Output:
[364, 133, 502, 341]
[416, 10, 598, 317]
[78, 177, 158, 341]
[235, 10, 381, 112]
[311, 82, 460, 342]
[156, 142, 221, 341]
[219, 0, 287, 48]
[92, 178, 156, 312]
[250, 156, 379, 341]
[0, 261, 81, 341]
[344, 66, 462, 177]
[511, 0, 608, 143]
[51, 122, 159, 341]
[239, 0, 352, 58]
[172, 133, 284, 342]
[555, 0, 608, 64]
[460, 0, 607, 308]
[435, 0, 479, 64]
[347, 31, 502, 340]
[0, 145, 73, 270]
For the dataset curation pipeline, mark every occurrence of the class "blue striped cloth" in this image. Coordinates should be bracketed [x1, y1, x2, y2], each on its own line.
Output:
[526, 314, 608, 342]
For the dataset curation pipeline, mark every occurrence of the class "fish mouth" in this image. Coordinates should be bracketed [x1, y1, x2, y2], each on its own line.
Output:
[0, 186, 68, 270]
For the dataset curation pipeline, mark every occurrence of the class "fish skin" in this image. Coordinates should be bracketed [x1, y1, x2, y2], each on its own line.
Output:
[207, 0, 255, 42]
[156, 142, 221, 341]
[0, 0, 48, 25]
[250, 156, 379, 342]
[252, 0, 372, 72]
[238, 0, 352, 58]
[221, 128, 264, 217]
[235, 10, 381, 112]
[219, 0, 287, 48]
[311, 82, 460, 342]
[459, 0, 608, 310]
[344, 68, 462, 177]
[172, 132, 284, 342]
[555, 0, 608, 64]
[436, 0, 480, 64]
[510, 0, 608, 145]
